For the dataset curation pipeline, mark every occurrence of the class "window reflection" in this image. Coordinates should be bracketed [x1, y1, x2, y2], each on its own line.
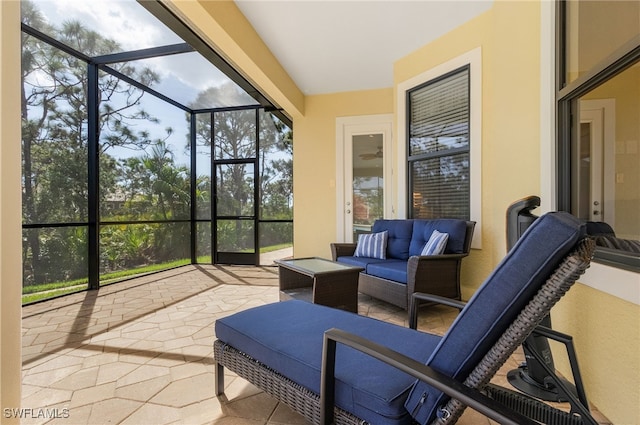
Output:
[565, 1, 640, 84]
[573, 63, 640, 260]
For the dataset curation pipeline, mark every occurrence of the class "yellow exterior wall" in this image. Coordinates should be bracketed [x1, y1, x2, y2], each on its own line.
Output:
[0, 0, 23, 422]
[394, 1, 542, 297]
[170, 1, 639, 421]
[293, 89, 393, 257]
[393, 2, 639, 423]
[553, 284, 640, 425]
[2, 0, 635, 423]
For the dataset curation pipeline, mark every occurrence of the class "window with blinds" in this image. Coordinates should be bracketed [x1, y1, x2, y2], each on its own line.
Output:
[407, 66, 470, 220]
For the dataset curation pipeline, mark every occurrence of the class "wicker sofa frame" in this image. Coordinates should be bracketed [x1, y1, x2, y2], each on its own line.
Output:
[330, 221, 476, 310]
[215, 237, 597, 425]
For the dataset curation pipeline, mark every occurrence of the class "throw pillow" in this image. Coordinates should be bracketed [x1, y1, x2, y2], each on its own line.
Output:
[421, 230, 449, 255]
[354, 231, 388, 259]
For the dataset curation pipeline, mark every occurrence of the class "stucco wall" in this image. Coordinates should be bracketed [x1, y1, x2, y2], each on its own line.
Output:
[553, 283, 640, 425]
[5, 0, 633, 423]
[393, 2, 639, 423]
[170, 1, 639, 422]
[394, 1, 542, 297]
[293, 89, 393, 257]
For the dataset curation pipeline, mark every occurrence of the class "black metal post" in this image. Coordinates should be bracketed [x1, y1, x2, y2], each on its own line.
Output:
[211, 112, 217, 264]
[253, 109, 260, 266]
[87, 63, 99, 290]
[320, 333, 337, 424]
[190, 113, 197, 264]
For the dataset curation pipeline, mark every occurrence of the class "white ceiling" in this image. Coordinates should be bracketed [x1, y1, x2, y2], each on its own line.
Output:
[234, 0, 493, 95]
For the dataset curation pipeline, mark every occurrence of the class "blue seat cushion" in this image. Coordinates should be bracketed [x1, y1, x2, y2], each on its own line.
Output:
[373, 219, 414, 260]
[405, 212, 586, 424]
[216, 300, 442, 425]
[409, 219, 468, 256]
[366, 260, 408, 284]
[336, 255, 387, 270]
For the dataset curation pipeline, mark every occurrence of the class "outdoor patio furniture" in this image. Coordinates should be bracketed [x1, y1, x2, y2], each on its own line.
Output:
[331, 219, 475, 310]
[276, 257, 363, 312]
[213, 212, 597, 424]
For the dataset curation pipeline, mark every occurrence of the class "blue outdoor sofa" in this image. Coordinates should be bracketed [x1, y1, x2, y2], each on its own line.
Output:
[214, 212, 598, 425]
[331, 219, 475, 310]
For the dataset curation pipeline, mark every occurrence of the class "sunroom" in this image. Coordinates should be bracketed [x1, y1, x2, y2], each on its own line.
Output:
[1, 1, 639, 424]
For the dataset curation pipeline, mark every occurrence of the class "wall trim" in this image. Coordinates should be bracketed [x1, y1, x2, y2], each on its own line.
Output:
[579, 263, 640, 305]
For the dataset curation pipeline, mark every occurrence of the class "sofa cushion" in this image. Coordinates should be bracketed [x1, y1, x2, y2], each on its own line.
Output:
[409, 220, 468, 256]
[336, 255, 387, 270]
[366, 260, 408, 284]
[216, 300, 442, 425]
[420, 230, 449, 255]
[354, 231, 388, 259]
[373, 220, 414, 260]
[405, 212, 586, 424]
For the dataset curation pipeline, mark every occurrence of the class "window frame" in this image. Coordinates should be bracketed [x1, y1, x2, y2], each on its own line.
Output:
[396, 48, 482, 249]
[556, 1, 640, 272]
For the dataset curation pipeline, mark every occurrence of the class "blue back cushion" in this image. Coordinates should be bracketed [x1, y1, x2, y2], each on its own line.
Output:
[372, 220, 414, 260]
[409, 219, 468, 256]
[405, 212, 586, 424]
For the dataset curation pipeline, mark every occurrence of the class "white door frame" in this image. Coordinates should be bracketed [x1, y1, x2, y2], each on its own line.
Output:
[579, 99, 616, 227]
[335, 114, 393, 242]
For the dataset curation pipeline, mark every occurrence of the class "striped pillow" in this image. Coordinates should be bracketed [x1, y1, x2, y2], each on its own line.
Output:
[421, 230, 449, 255]
[354, 231, 388, 259]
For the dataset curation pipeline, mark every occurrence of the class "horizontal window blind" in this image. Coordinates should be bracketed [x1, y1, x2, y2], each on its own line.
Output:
[410, 154, 470, 219]
[409, 68, 469, 157]
[408, 66, 470, 220]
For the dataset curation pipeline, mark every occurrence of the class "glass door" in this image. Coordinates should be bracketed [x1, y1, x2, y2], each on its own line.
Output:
[336, 115, 392, 243]
[351, 134, 385, 240]
[578, 100, 616, 227]
[577, 115, 603, 222]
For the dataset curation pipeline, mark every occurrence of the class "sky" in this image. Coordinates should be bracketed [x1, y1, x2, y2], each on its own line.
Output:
[29, 0, 256, 168]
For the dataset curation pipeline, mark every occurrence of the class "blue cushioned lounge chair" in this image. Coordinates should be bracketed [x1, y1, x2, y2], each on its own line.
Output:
[213, 212, 598, 425]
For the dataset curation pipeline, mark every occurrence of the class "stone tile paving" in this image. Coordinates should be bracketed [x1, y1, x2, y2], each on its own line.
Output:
[21, 264, 610, 425]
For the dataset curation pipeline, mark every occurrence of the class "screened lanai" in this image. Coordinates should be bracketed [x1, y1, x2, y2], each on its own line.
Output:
[20, 0, 293, 304]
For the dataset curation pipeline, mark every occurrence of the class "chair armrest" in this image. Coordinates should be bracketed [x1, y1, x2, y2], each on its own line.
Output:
[409, 292, 466, 329]
[330, 243, 357, 261]
[321, 328, 538, 425]
[407, 254, 468, 301]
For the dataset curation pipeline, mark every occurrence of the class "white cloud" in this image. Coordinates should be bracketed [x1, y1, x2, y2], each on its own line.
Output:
[35, 0, 181, 52]
[30, 0, 254, 108]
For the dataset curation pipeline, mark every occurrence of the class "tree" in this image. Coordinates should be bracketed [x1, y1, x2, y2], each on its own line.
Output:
[259, 111, 293, 220]
[188, 83, 293, 251]
[21, 0, 161, 285]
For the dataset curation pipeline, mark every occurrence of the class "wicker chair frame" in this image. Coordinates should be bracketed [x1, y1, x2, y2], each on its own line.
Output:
[214, 238, 596, 425]
[330, 221, 476, 310]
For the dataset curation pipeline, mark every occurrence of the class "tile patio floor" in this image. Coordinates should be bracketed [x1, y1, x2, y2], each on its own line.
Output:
[21, 264, 611, 425]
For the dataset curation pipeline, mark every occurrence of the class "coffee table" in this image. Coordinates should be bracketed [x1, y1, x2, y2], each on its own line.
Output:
[275, 257, 363, 313]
